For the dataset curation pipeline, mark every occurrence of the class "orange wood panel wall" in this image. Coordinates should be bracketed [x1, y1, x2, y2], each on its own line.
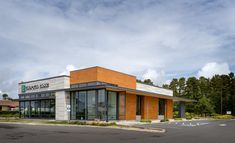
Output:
[70, 67, 98, 84]
[97, 67, 136, 89]
[125, 93, 136, 120]
[141, 96, 158, 120]
[166, 99, 173, 119]
[70, 67, 136, 89]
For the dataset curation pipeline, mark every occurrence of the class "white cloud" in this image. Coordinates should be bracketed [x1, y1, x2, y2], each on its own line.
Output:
[142, 69, 166, 86]
[164, 80, 172, 85]
[198, 62, 230, 78]
[60, 64, 77, 75]
[0, 0, 234, 98]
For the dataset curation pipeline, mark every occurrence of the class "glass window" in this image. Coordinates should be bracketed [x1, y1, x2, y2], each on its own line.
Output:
[78, 91, 86, 120]
[44, 100, 50, 117]
[87, 82, 97, 86]
[31, 101, 36, 117]
[45, 93, 50, 97]
[136, 95, 142, 115]
[20, 101, 25, 118]
[50, 100, 55, 118]
[159, 99, 166, 115]
[32, 94, 36, 99]
[36, 94, 40, 98]
[97, 90, 106, 120]
[51, 92, 55, 97]
[19, 92, 55, 119]
[79, 83, 87, 88]
[87, 90, 96, 120]
[108, 91, 117, 120]
[41, 93, 45, 97]
[20, 95, 25, 99]
[24, 101, 30, 118]
[40, 100, 45, 117]
[34, 100, 40, 118]
[25, 95, 30, 99]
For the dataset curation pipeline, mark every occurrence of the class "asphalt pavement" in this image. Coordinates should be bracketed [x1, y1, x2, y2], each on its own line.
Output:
[0, 120, 235, 143]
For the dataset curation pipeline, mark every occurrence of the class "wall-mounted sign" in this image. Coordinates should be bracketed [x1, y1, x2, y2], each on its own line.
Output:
[66, 105, 71, 112]
[226, 111, 232, 115]
[21, 83, 49, 93]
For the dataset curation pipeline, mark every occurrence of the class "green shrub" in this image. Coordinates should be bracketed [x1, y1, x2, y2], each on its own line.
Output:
[185, 112, 192, 118]
[140, 119, 152, 123]
[45, 121, 116, 126]
[174, 118, 182, 120]
[0, 111, 19, 117]
[160, 119, 169, 122]
[212, 114, 235, 119]
[174, 111, 179, 118]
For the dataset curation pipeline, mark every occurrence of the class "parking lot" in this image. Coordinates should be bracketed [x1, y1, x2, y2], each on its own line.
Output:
[0, 120, 235, 143]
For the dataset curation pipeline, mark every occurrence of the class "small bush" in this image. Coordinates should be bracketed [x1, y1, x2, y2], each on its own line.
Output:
[46, 121, 116, 126]
[140, 119, 152, 123]
[0, 111, 19, 117]
[174, 118, 182, 120]
[185, 112, 194, 119]
[160, 119, 169, 122]
[212, 114, 235, 119]
[173, 111, 179, 118]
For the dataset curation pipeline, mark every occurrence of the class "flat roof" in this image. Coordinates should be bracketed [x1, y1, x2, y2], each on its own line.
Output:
[19, 75, 70, 84]
[70, 66, 136, 78]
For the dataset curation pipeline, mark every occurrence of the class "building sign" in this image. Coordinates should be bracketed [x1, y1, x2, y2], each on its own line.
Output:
[66, 105, 71, 112]
[226, 111, 232, 115]
[21, 83, 49, 93]
[18, 76, 70, 94]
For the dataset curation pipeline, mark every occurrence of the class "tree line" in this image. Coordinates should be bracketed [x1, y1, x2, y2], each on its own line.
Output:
[162, 73, 235, 116]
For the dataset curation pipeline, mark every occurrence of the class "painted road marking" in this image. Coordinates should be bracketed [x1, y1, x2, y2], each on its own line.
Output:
[219, 124, 227, 127]
[180, 122, 209, 127]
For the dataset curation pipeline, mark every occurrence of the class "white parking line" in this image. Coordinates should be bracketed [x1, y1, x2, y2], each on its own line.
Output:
[219, 124, 227, 127]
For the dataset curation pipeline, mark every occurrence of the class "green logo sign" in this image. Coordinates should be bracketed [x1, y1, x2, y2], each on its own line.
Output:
[21, 85, 26, 93]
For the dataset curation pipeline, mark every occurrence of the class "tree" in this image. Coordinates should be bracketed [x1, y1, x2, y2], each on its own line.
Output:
[169, 78, 179, 97]
[143, 79, 154, 85]
[2, 93, 8, 100]
[137, 79, 154, 86]
[178, 77, 186, 97]
[153, 72, 235, 115]
[185, 77, 200, 100]
[195, 95, 214, 116]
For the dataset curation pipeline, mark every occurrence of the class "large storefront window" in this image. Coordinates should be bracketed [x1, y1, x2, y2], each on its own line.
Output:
[97, 90, 106, 120]
[108, 91, 117, 120]
[87, 90, 96, 120]
[78, 91, 86, 120]
[71, 89, 120, 120]
[19, 92, 55, 119]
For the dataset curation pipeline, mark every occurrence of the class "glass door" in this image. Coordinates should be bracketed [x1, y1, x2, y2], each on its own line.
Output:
[87, 90, 96, 120]
[158, 99, 166, 120]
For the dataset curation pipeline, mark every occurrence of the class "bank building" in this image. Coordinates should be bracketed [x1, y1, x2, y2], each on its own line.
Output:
[18, 66, 191, 121]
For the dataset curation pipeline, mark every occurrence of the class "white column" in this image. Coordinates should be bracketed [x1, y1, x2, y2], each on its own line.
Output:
[55, 91, 70, 120]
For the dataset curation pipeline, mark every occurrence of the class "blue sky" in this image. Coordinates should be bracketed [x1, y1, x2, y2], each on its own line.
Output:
[0, 0, 235, 98]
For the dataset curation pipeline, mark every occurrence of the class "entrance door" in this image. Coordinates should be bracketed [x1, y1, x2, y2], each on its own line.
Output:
[158, 99, 165, 120]
[87, 90, 96, 120]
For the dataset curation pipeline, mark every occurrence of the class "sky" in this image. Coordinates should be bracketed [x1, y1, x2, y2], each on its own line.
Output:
[0, 0, 235, 98]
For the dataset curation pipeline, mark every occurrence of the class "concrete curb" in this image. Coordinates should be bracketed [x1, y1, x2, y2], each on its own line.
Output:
[0, 121, 165, 133]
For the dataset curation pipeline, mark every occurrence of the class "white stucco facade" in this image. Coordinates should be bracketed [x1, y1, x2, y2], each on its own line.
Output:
[18, 76, 70, 120]
[18, 76, 70, 94]
[136, 83, 173, 96]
